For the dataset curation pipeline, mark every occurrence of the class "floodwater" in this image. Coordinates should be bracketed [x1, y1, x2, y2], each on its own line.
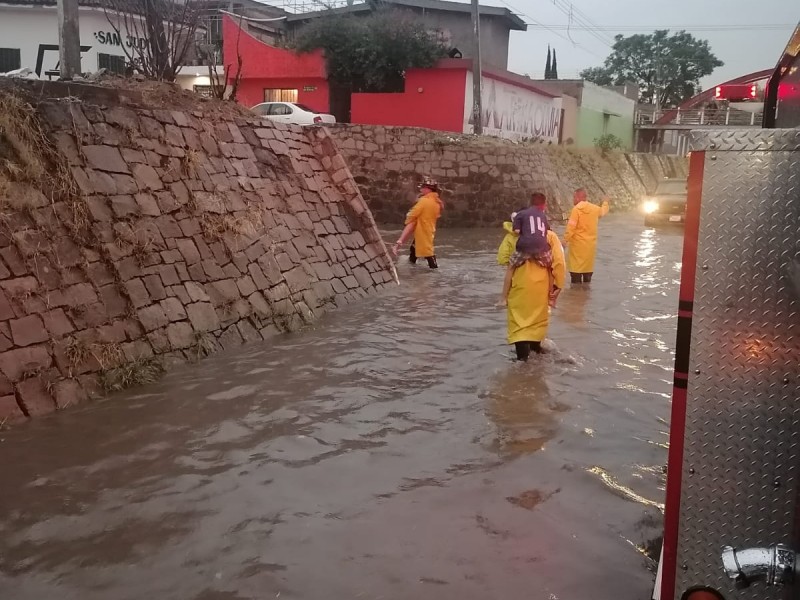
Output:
[0, 214, 684, 600]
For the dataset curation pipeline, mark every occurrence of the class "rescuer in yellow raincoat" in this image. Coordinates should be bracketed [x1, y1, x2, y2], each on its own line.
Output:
[391, 177, 443, 269]
[563, 188, 610, 284]
[506, 229, 565, 361]
[497, 215, 517, 266]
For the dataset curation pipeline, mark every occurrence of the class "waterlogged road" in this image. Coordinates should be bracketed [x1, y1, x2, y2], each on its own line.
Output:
[0, 214, 683, 600]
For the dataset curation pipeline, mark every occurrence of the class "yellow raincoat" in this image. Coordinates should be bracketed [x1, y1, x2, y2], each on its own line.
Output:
[405, 192, 443, 258]
[564, 199, 609, 273]
[497, 221, 517, 266]
[507, 230, 565, 344]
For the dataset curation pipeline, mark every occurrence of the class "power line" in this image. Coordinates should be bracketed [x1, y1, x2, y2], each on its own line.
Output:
[549, 0, 614, 47]
[496, 0, 606, 59]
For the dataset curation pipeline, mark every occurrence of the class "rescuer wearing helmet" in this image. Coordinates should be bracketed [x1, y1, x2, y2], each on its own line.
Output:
[391, 176, 444, 269]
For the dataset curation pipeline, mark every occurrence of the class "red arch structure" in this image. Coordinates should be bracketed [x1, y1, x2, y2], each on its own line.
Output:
[654, 69, 774, 125]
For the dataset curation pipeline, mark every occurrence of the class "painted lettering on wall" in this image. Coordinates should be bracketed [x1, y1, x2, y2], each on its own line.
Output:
[464, 76, 562, 143]
[93, 31, 148, 49]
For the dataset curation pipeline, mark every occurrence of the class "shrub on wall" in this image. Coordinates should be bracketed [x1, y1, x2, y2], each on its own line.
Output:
[594, 133, 623, 155]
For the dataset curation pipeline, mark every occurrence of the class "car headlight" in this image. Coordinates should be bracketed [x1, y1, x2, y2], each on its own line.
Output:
[643, 200, 659, 214]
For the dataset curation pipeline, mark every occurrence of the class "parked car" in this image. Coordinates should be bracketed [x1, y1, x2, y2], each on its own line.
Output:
[642, 178, 688, 226]
[250, 102, 336, 125]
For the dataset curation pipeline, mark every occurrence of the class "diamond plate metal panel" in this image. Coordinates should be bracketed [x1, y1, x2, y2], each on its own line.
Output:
[689, 128, 800, 152]
[674, 129, 800, 600]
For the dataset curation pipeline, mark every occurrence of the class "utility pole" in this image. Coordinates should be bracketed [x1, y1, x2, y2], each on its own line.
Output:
[57, 0, 81, 79]
[470, 0, 483, 134]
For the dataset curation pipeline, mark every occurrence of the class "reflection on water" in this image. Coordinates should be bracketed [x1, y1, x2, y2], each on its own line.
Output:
[485, 363, 562, 457]
[0, 216, 683, 600]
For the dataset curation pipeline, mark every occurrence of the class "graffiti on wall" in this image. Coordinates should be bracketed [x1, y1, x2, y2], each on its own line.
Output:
[464, 75, 562, 143]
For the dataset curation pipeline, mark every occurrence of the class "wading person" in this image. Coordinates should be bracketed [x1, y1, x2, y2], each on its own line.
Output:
[498, 193, 557, 308]
[563, 188, 610, 284]
[506, 227, 565, 361]
[391, 177, 443, 269]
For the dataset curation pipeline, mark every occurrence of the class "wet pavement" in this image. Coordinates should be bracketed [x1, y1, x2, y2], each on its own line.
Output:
[0, 214, 684, 600]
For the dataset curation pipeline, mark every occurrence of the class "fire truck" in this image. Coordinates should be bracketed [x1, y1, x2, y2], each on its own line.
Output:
[653, 21, 800, 600]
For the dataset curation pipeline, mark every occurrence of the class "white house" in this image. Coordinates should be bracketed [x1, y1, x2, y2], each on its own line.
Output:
[0, 0, 151, 78]
[0, 0, 210, 93]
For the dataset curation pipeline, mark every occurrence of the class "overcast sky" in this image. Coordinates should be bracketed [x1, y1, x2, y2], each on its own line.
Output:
[500, 0, 798, 88]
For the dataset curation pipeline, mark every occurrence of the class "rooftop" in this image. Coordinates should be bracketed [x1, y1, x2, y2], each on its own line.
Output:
[284, 0, 526, 31]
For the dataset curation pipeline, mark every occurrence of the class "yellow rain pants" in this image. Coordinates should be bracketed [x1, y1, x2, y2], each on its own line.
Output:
[564, 199, 609, 273]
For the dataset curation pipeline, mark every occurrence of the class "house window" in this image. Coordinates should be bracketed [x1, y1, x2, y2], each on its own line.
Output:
[97, 53, 126, 75]
[264, 88, 298, 103]
[0, 48, 21, 73]
[194, 85, 213, 98]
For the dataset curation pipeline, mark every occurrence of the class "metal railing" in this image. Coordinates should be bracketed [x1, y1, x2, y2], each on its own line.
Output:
[636, 108, 763, 127]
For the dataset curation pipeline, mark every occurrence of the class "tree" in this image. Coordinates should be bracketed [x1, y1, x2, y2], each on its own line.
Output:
[292, 10, 448, 93]
[102, 0, 201, 82]
[545, 45, 552, 79]
[551, 48, 558, 80]
[580, 30, 723, 107]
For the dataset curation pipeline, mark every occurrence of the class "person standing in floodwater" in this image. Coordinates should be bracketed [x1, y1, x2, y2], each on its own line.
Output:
[391, 177, 443, 269]
[563, 188, 610, 284]
[505, 227, 565, 361]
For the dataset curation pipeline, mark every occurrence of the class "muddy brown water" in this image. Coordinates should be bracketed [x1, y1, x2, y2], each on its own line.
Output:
[0, 214, 683, 600]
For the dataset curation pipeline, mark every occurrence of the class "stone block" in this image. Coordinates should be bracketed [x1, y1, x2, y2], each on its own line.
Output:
[178, 218, 202, 237]
[125, 279, 150, 308]
[16, 377, 56, 417]
[247, 291, 271, 317]
[111, 195, 140, 218]
[53, 378, 84, 409]
[115, 256, 141, 281]
[63, 283, 99, 307]
[132, 163, 164, 191]
[186, 302, 219, 332]
[1, 247, 29, 277]
[142, 274, 167, 301]
[185, 281, 210, 302]
[166, 321, 195, 349]
[176, 238, 201, 265]
[86, 261, 114, 286]
[160, 297, 187, 322]
[136, 193, 161, 216]
[236, 276, 256, 297]
[159, 264, 180, 286]
[138, 304, 169, 332]
[0, 345, 52, 381]
[42, 309, 74, 338]
[0, 290, 15, 321]
[83, 145, 130, 173]
[155, 215, 183, 239]
[188, 263, 206, 282]
[0, 394, 25, 422]
[99, 284, 129, 318]
[202, 259, 226, 280]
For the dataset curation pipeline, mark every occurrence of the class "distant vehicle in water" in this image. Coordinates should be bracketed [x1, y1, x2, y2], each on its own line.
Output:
[642, 178, 688, 227]
[251, 102, 336, 126]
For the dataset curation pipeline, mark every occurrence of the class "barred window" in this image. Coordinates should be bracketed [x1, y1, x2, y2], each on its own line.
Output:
[97, 53, 126, 75]
[0, 48, 21, 73]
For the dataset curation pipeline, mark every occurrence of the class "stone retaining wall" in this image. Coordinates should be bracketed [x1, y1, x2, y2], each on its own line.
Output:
[328, 124, 688, 225]
[0, 82, 394, 425]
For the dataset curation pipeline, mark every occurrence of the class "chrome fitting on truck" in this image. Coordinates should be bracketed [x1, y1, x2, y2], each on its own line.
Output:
[721, 544, 796, 588]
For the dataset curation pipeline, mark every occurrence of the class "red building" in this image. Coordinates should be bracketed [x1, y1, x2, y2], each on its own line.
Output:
[223, 14, 564, 143]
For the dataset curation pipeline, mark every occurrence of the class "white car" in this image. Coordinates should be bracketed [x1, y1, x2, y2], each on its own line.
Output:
[251, 102, 336, 125]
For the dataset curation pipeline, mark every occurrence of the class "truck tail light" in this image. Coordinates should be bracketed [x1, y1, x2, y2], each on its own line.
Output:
[715, 86, 722, 99]
[750, 84, 757, 98]
[313, 116, 322, 124]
